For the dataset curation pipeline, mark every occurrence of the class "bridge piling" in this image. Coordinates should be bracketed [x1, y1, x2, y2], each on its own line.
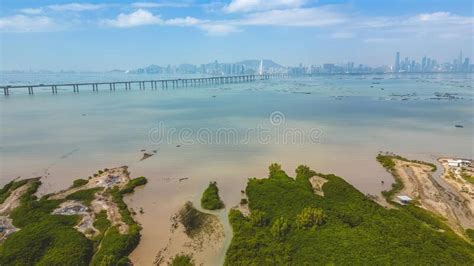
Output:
[1, 74, 286, 96]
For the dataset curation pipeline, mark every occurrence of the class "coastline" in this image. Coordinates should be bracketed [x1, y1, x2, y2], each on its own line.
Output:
[377, 153, 474, 236]
[0, 167, 148, 264]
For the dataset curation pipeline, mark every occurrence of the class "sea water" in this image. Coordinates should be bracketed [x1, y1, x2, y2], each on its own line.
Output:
[1, 73, 473, 264]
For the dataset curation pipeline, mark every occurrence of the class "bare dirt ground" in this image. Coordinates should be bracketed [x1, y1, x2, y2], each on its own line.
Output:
[438, 159, 474, 225]
[0, 180, 34, 241]
[0, 182, 31, 214]
[52, 166, 132, 235]
[2, 166, 135, 241]
[49, 166, 131, 200]
[53, 200, 99, 237]
[309, 176, 328, 196]
[0, 217, 16, 241]
[236, 202, 250, 217]
[91, 193, 129, 234]
[393, 159, 474, 234]
[154, 207, 225, 266]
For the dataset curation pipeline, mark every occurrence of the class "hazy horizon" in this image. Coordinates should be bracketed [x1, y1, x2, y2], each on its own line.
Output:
[1, 0, 473, 71]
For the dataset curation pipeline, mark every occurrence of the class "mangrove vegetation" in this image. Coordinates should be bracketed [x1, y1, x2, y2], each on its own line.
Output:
[224, 163, 474, 265]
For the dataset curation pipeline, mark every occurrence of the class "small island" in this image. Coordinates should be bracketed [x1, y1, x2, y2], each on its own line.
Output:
[155, 201, 225, 265]
[155, 182, 227, 265]
[0, 166, 147, 265]
[200, 181, 224, 210]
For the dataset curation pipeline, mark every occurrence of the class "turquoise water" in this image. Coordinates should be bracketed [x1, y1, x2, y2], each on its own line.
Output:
[0, 73, 473, 264]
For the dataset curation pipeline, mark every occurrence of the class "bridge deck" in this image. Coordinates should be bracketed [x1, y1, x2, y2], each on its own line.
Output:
[1, 74, 287, 95]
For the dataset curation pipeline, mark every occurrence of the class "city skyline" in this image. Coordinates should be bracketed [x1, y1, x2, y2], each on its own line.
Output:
[2, 51, 471, 74]
[1, 0, 473, 71]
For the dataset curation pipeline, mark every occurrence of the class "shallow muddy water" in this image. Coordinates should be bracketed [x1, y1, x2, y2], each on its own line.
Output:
[1, 73, 473, 265]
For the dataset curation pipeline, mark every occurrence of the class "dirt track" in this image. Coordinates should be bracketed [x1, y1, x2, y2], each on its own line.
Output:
[393, 159, 474, 234]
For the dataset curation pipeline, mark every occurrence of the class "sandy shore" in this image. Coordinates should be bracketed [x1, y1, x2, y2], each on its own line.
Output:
[154, 203, 225, 265]
[0, 179, 37, 241]
[391, 158, 474, 234]
[1, 166, 140, 241]
[438, 158, 474, 225]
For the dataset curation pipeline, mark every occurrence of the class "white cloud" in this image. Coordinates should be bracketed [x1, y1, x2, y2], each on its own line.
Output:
[48, 3, 105, 12]
[238, 7, 345, 26]
[101, 8, 236, 36]
[225, 0, 307, 13]
[0, 15, 59, 32]
[102, 9, 163, 28]
[418, 12, 451, 22]
[336, 11, 473, 42]
[363, 38, 400, 43]
[199, 24, 240, 35]
[131, 2, 190, 9]
[357, 12, 473, 29]
[414, 12, 473, 25]
[330, 32, 355, 39]
[19, 8, 43, 15]
[7, 3, 473, 42]
[103, 10, 205, 29]
[165, 16, 202, 26]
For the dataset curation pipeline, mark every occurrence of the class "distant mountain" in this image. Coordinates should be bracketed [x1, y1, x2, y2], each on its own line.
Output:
[237, 59, 285, 70]
[108, 69, 126, 73]
[126, 59, 286, 75]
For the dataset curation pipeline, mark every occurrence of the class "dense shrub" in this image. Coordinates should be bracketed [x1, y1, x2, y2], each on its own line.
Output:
[0, 179, 92, 265]
[0, 179, 29, 204]
[170, 253, 194, 266]
[66, 187, 103, 206]
[121, 176, 147, 194]
[295, 207, 325, 230]
[467, 229, 474, 242]
[71, 178, 89, 188]
[91, 176, 148, 265]
[271, 217, 290, 239]
[268, 163, 282, 177]
[0, 218, 93, 265]
[201, 181, 224, 210]
[178, 201, 208, 236]
[250, 210, 269, 227]
[225, 164, 474, 265]
[1, 175, 148, 266]
[93, 210, 111, 234]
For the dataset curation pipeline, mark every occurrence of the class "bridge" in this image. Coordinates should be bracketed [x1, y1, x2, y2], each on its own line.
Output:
[1, 74, 287, 96]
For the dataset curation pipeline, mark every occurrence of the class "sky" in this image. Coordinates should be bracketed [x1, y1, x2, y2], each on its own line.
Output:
[0, 0, 473, 71]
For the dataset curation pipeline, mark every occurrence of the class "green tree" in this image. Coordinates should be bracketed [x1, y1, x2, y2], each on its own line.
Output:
[200, 181, 224, 210]
[268, 163, 282, 177]
[98, 255, 116, 266]
[295, 165, 315, 178]
[250, 210, 269, 227]
[271, 217, 290, 239]
[296, 207, 325, 230]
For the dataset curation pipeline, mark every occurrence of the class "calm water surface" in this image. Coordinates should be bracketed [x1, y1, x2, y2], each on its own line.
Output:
[1, 73, 473, 265]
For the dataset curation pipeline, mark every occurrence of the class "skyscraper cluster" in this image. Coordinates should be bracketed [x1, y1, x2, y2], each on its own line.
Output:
[393, 51, 472, 73]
